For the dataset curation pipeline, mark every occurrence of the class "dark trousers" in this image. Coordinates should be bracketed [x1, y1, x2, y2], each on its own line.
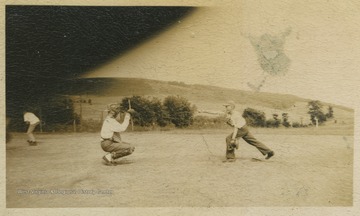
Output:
[101, 140, 135, 159]
[226, 125, 272, 159]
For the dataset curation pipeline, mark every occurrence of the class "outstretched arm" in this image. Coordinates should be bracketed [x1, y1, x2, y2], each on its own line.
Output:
[197, 110, 224, 116]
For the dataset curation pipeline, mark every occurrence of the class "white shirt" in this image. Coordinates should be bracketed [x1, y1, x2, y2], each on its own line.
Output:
[100, 113, 131, 139]
[24, 112, 40, 125]
[227, 110, 246, 129]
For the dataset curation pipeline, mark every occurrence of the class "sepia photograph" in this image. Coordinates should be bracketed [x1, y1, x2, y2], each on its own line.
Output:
[2, 0, 360, 215]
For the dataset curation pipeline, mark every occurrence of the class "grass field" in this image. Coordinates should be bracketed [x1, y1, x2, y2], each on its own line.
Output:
[6, 125, 353, 208]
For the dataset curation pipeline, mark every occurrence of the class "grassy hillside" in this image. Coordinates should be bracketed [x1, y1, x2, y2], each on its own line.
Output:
[65, 78, 354, 126]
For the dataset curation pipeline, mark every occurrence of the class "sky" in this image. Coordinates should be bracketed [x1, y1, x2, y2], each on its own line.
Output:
[6, 0, 360, 117]
[83, 0, 360, 108]
[5, 5, 194, 117]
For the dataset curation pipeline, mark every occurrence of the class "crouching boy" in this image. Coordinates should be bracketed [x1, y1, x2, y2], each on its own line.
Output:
[100, 103, 135, 165]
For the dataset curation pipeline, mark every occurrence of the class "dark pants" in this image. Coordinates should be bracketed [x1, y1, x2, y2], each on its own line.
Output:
[226, 125, 272, 159]
[101, 140, 135, 159]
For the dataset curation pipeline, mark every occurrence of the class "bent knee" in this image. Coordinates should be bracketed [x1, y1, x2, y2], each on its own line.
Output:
[123, 146, 135, 155]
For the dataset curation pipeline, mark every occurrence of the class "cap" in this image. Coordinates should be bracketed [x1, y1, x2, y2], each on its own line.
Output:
[106, 103, 121, 113]
[223, 100, 236, 107]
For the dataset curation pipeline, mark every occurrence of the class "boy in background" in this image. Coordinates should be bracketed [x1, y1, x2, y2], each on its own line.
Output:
[23, 111, 40, 146]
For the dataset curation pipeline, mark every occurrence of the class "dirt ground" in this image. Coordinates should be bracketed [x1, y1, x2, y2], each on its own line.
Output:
[6, 128, 353, 208]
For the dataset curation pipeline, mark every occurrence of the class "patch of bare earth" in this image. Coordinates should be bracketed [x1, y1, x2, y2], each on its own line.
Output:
[6, 129, 353, 207]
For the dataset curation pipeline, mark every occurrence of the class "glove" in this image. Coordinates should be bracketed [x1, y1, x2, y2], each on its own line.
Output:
[227, 145, 234, 151]
[230, 139, 239, 149]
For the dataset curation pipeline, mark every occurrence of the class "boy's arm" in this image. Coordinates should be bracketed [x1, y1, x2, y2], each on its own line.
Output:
[111, 113, 131, 132]
[231, 127, 238, 141]
[24, 115, 29, 124]
[198, 110, 224, 115]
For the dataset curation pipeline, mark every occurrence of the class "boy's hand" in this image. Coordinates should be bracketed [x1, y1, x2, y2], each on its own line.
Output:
[127, 108, 136, 114]
[230, 139, 239, 150]
[226, 120, 233, 127]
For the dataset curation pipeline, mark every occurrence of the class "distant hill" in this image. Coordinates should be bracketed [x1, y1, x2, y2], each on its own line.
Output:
[62, 78, 354, 126]
[64, 77, 307, 108]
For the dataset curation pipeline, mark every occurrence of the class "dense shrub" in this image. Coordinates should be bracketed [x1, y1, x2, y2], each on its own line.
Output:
[291, 122, 302, 128]
[120, 95, 195, 128]
[266, 119, 281, 128]
[282, 113, 291, 128]
[163, 95, 195, 128]
[242, 108, 266, 127]
[308, 100, 327, 125]
[120, 96, 157, 127]
[326, 106, 334, 119]
[149, 97, 170, 127]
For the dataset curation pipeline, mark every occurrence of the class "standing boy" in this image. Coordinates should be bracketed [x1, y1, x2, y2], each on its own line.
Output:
[23, 111, 40, 146]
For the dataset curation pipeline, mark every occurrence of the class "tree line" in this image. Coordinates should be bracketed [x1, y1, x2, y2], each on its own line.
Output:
[119, 97, 334, 129]
[7, 94, 334, 132]
[119, 95, 196, 128]
[243, 100, 334, 128]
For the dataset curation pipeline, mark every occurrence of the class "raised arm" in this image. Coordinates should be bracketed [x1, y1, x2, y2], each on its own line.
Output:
[197, 110, 224, 116]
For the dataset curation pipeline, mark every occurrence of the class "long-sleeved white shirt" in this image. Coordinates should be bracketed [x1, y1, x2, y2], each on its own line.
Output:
[100, 113, 131, 139]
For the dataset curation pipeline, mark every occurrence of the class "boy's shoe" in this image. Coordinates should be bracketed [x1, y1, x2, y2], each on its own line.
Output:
[223, 157, 236, 162]
[29, 141, 37, 146]
[103, 153, 113, 164]
[265, 151, 274, 160]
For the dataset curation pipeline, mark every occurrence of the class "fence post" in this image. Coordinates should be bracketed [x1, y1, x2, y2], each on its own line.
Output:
[73, 119, 76, 132]
[128, 99, 134, 131]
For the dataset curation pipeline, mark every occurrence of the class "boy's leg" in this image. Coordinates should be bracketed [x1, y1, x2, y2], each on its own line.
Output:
[240, 126, 272, 156]
[102, 140, 135, 160]
[27, 123, 38, 142]
[225, 134, 235, 159]
[111, 142, 135, 159]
